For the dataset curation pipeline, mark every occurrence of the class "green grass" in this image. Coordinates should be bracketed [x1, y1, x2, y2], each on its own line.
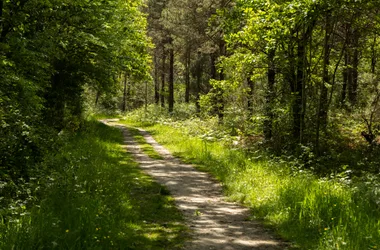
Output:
[128, 127, 164, 160]
[122, 118, 380, 250]
[0, 120, 187, 249]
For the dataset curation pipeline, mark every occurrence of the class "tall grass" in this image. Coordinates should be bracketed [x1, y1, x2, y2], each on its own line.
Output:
[123, 120, 380, 250]
[0, 121, 187, 249]
[128, 127, 164, 160]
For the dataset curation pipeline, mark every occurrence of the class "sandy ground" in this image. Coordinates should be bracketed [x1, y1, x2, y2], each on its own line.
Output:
[106, 121, 289, 250]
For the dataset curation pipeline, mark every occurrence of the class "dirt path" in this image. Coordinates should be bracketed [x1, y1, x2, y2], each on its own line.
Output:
[107, 121, 288, 250]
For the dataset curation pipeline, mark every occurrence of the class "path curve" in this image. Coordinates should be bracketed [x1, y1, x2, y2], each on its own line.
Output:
[106, 121, 288, 250]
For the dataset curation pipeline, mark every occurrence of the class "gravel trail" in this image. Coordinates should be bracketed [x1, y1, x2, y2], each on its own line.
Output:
[106, 121, 288, 250]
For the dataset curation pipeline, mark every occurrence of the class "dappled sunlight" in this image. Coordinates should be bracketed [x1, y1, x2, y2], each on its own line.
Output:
[111, 122, 288, 250]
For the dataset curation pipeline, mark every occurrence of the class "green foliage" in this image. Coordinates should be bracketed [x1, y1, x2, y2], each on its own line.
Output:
[0, 121, 187, 249]
[0, 0, 151, 201]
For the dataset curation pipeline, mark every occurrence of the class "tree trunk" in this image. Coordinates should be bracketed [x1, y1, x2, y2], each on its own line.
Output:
[264, 49, 275, 140]
[161, 46, 166, 108]
[210, 54, 217, 79]
[0, 0, 3, 17]
[45, 71, 65, 130]
[217, 76, 224, 122]
[0, 1, 3, 25]
[168, 39, 174, 113]
[341, 51, 348, 106]
[350, 38, 359, 106]
[293, 23, 314, 142]
[95, 91, 100, 107]
[145, 81, 148, 113]
[195, 53, 202, 114]
[127, 77, 131, 110]
[216, 40, 226, 122]
[185, 46, 191, 103]
[293, 35, 306, 142]
[287, 42, 296, 96]
[316, 13, 332, 153]
[154, 50, 160, 104]
[122, 74, 127, 112]
[320, 14, 331, 129]
[348, 29, 360, 107]
[247, 76, 254, 116]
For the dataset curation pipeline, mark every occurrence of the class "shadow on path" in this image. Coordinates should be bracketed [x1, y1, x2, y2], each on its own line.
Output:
[108, 122, 289, 250]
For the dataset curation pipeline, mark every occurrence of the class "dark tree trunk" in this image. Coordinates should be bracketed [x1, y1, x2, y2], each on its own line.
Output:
[45, 70, 65, 130]
[286, 40, 297, 138]
[348, 29, 360, 107]
[341, 51, 348, 106]
[347, 54, 353, 105]
[293, 23, 314, 142]
[0, 0, 3, 22]
[316, 13, 332, 153]
[287, 43, 296, 94]
[122, 74, 127, 112]
[350, 38, 359, 106]
[154, 51, 160, 104]
[68, 86, 83, 118]
[217, 73, 225, 122]
[95, 91, 100, 107]
[195, 53, 202, 114]
[185, 46, 191, 103]
[320, 14, 331, 129]
[127, 78, 131, 109]
[264, 48, 276, 140]
[210, 54, 217, 79]
[216, 40, 226, 122]
[293, 36, 305, 142]
[168, 40, 174, 113]
[161, 46, 166, 108]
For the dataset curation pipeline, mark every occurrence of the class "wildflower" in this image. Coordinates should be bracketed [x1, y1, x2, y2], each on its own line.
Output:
[66, 229, 69, 233]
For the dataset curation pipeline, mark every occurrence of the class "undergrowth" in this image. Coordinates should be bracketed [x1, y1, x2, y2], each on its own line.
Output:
[0, 120, 187, 249]
[122, 109, 380, 250]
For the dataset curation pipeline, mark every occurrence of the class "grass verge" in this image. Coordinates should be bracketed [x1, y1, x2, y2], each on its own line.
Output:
[0, 120, 187, 249]
[128, 127, 164, 160]
[122, 118, 380, 250]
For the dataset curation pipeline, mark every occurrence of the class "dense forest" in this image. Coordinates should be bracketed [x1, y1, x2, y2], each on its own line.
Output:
[1, 0, 380, 249]
[134, 0, 380, 175]
[0, 0, 150, 177]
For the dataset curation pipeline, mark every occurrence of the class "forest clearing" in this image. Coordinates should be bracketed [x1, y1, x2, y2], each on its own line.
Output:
[1, 0, 380, 249]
